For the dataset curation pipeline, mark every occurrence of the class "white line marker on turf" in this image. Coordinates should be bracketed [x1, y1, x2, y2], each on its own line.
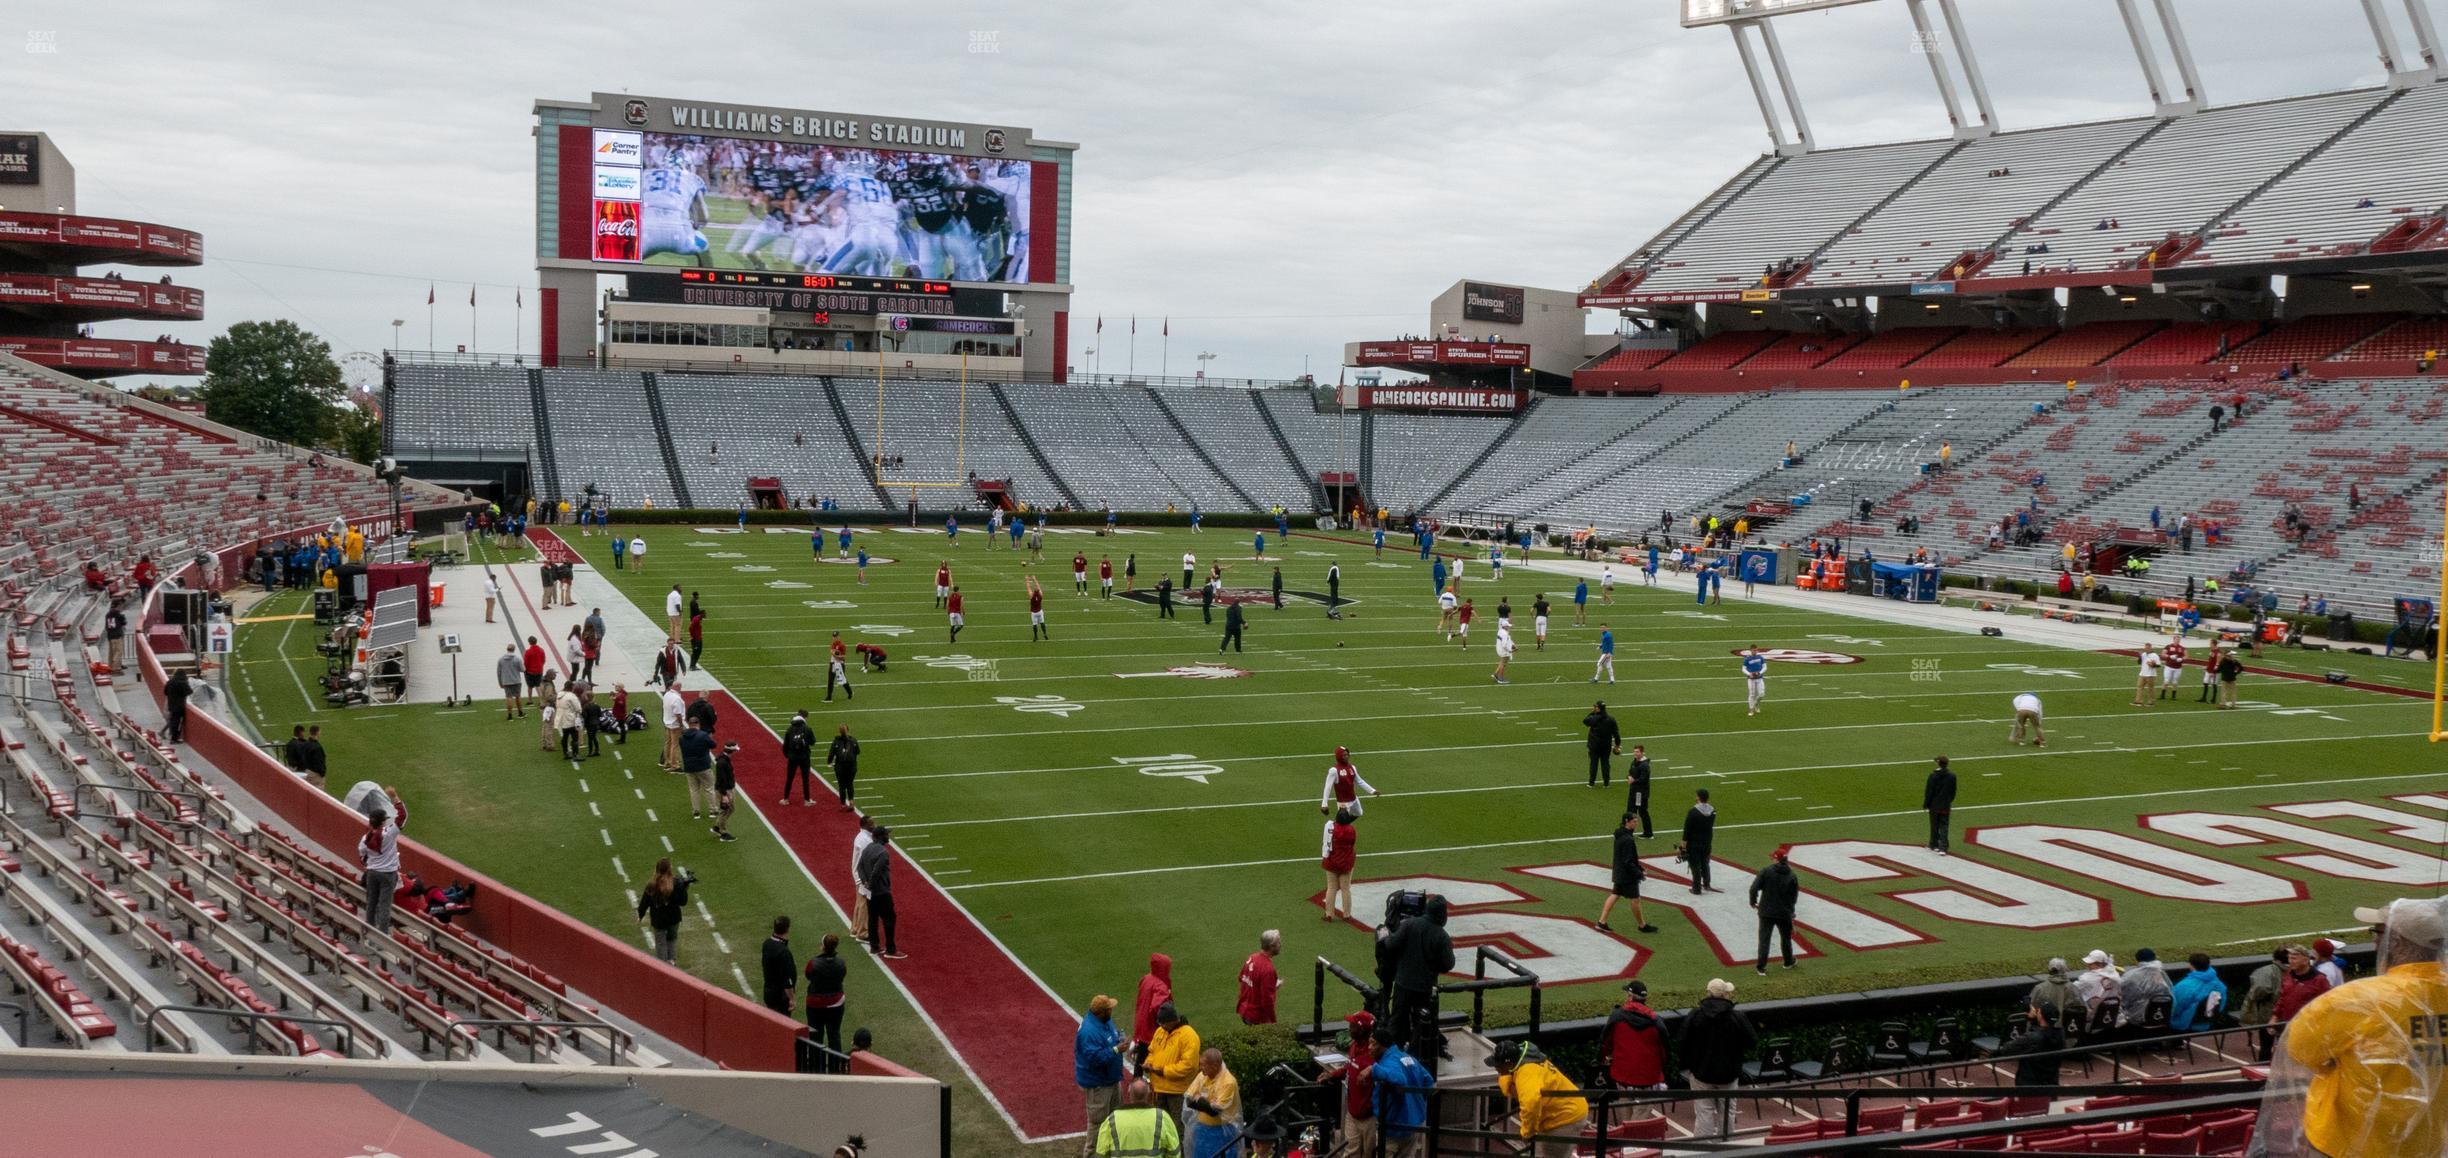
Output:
[646, 809, 659, 822]
[697, 899, 715, 924]
[634, 787, 646, 800]
[577, 779, 589, 793]
[659, 835, 674, 852]
[611, 856, 628, 881]
[588, 801, 600, 817]
[711, 932, 731, 955]
[732, 964, 753, 998]
[625, 889, 639, 909]
[599, 828, 613, 846]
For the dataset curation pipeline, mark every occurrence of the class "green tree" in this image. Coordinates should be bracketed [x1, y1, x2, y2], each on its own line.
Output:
[328, 403, 383, 463]
[199, 319, 345, 449]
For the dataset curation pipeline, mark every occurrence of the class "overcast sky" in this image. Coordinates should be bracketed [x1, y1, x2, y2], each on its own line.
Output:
[10, 0, 2406, 386]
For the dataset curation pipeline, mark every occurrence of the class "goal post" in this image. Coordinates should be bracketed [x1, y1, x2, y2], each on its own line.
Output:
[868, 343, 976, 509]
[2434, 480, 2448, 740]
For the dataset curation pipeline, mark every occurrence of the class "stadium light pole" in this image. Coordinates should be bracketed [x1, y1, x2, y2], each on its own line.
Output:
[389, 320, 403, 352]
[1196, 351, 1217, 382]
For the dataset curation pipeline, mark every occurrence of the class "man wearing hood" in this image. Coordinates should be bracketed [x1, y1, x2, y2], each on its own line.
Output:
[2028, 957, 2079, 1022]
[1679, 978, 1757, 1139]
[2117, 947, 2172, 1027]
[1490, 1040, 1588, 1157]
[1074, 994, 1127, 1154]
[1603, 980, 1668, 1092]
[1748, 846, 1801, 974]
[1320, 746, 1378, 817]
[780, 713, 817, 806]
[1678, 789, 1720, 894]
[2278, 897, 2448, 1158]
[1134, 954, 1174, 1055]
[1385, 895, 1455, 1062]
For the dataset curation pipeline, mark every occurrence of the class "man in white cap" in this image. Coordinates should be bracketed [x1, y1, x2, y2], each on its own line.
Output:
[2076, 950, 2121, 1014]
[2010, 692, 2045, 746]
[2272, 898, 2448, 1157]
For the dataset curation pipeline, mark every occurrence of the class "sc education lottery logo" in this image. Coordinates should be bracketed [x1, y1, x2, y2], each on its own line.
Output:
[1734, 648, 1862, 665]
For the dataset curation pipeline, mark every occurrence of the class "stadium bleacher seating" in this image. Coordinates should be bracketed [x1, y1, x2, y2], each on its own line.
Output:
[657, 374, 885, 511]
[2191, 82, 2448, 267]
[1808, 117, 2157, 286]
[1630, 139, 1956, 296]
[2011, 88, 2386, 274]
[538, 370, 681, 508]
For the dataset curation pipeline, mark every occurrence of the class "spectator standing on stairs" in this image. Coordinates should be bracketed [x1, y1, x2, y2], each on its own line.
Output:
[163, 668, 193, 743]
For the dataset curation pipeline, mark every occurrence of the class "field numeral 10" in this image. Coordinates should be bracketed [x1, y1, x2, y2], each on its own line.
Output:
[1116, 754, 1224, 785]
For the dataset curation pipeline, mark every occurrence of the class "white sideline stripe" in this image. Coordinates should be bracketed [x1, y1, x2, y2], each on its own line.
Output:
[908, 721, 2417, 829]
[944, 763, 2443, 891]
[862, 693, 2400, 748]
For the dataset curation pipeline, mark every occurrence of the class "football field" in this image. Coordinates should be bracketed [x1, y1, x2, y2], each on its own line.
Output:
[586, 523, 2441, 1011]
[231, 521, 2446, 1149]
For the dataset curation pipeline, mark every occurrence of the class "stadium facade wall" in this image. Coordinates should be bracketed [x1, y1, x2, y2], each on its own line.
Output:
[130, 525, 928, 1082]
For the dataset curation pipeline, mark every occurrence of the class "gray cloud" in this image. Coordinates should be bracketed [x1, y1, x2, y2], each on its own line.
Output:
[8, 0, 2400, 384]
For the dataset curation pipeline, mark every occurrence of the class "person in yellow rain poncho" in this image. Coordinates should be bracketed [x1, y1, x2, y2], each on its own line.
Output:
[1491, 1040, 1588, 1158]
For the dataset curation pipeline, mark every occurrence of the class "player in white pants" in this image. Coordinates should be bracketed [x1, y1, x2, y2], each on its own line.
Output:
[1492, 624, 1515, 685]
[2010, 692, 2046, 746]
[1742, 648, 1768, 716]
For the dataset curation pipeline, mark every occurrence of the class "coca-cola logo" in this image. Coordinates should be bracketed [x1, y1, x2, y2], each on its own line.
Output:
[592, 199, 640, 262]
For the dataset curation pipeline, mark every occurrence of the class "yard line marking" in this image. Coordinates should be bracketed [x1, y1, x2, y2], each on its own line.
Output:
[645, 808, 659, 822]
[588, 801, 600, 817]
[1807, 804, 1832, 811]
[905, 844, 942, 851]
[625, 888, 639, 908]
[942, 765, 2446, 890]
[711, 932, 731, 955]
[732, 964, 753, 999]
[634, 788, 646, 799]
[599, 828, 613, 846]
[933, 868, 972, 877]
[697, 899, 716, 924]
[577, 778, 590, 793]
[611, 856, 628, 882]
[883, 700, 2408, 783]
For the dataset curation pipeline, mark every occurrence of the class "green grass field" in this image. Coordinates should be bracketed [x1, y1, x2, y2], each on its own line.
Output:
[230, 522, 2446, 1154]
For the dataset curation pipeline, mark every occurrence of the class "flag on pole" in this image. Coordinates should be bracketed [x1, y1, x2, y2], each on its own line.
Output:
[1096, 316, 1102, 334]
[426, 285, 434, 305]
[469, 285, 477, 306]
[1131, 317, 1137, 334]
[1163, 317, 1169, 337]
[516, 287, 522, 307]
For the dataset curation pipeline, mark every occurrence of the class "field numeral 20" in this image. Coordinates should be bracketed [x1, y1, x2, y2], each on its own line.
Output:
[997, 694, 1083, 717]
[1116, 753, 1223, 784]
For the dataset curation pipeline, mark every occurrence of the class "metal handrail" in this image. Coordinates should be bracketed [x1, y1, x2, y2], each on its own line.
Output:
[140, 1002, 357, 1058]
[72, 782, 207, 828]
[1309, 956, 1382, 1041]
[448, 1016, 632, 1065]
[1408, 1080, 2267, 1156]
[1442, 945, 1540, 1037]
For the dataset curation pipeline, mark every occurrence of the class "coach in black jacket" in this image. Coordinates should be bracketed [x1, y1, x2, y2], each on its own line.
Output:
[1679, 789, 1718, 893]
[760, 916, 796, 1015]
[1384, 895, 1454, 1061]
[1748, 847, 1800, 973]
[1923, 756, 1957, 854]
[827, 726, 860, 812]
[1582, 702, 1621, 787]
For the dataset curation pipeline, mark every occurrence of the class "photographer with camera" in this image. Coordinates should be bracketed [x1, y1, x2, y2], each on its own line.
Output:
[1383, 894, 1454, 1065]
[635, 857, 695, 964]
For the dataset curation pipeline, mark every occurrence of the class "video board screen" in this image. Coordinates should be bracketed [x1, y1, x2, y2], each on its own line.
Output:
[588, 128, 1033, 282]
